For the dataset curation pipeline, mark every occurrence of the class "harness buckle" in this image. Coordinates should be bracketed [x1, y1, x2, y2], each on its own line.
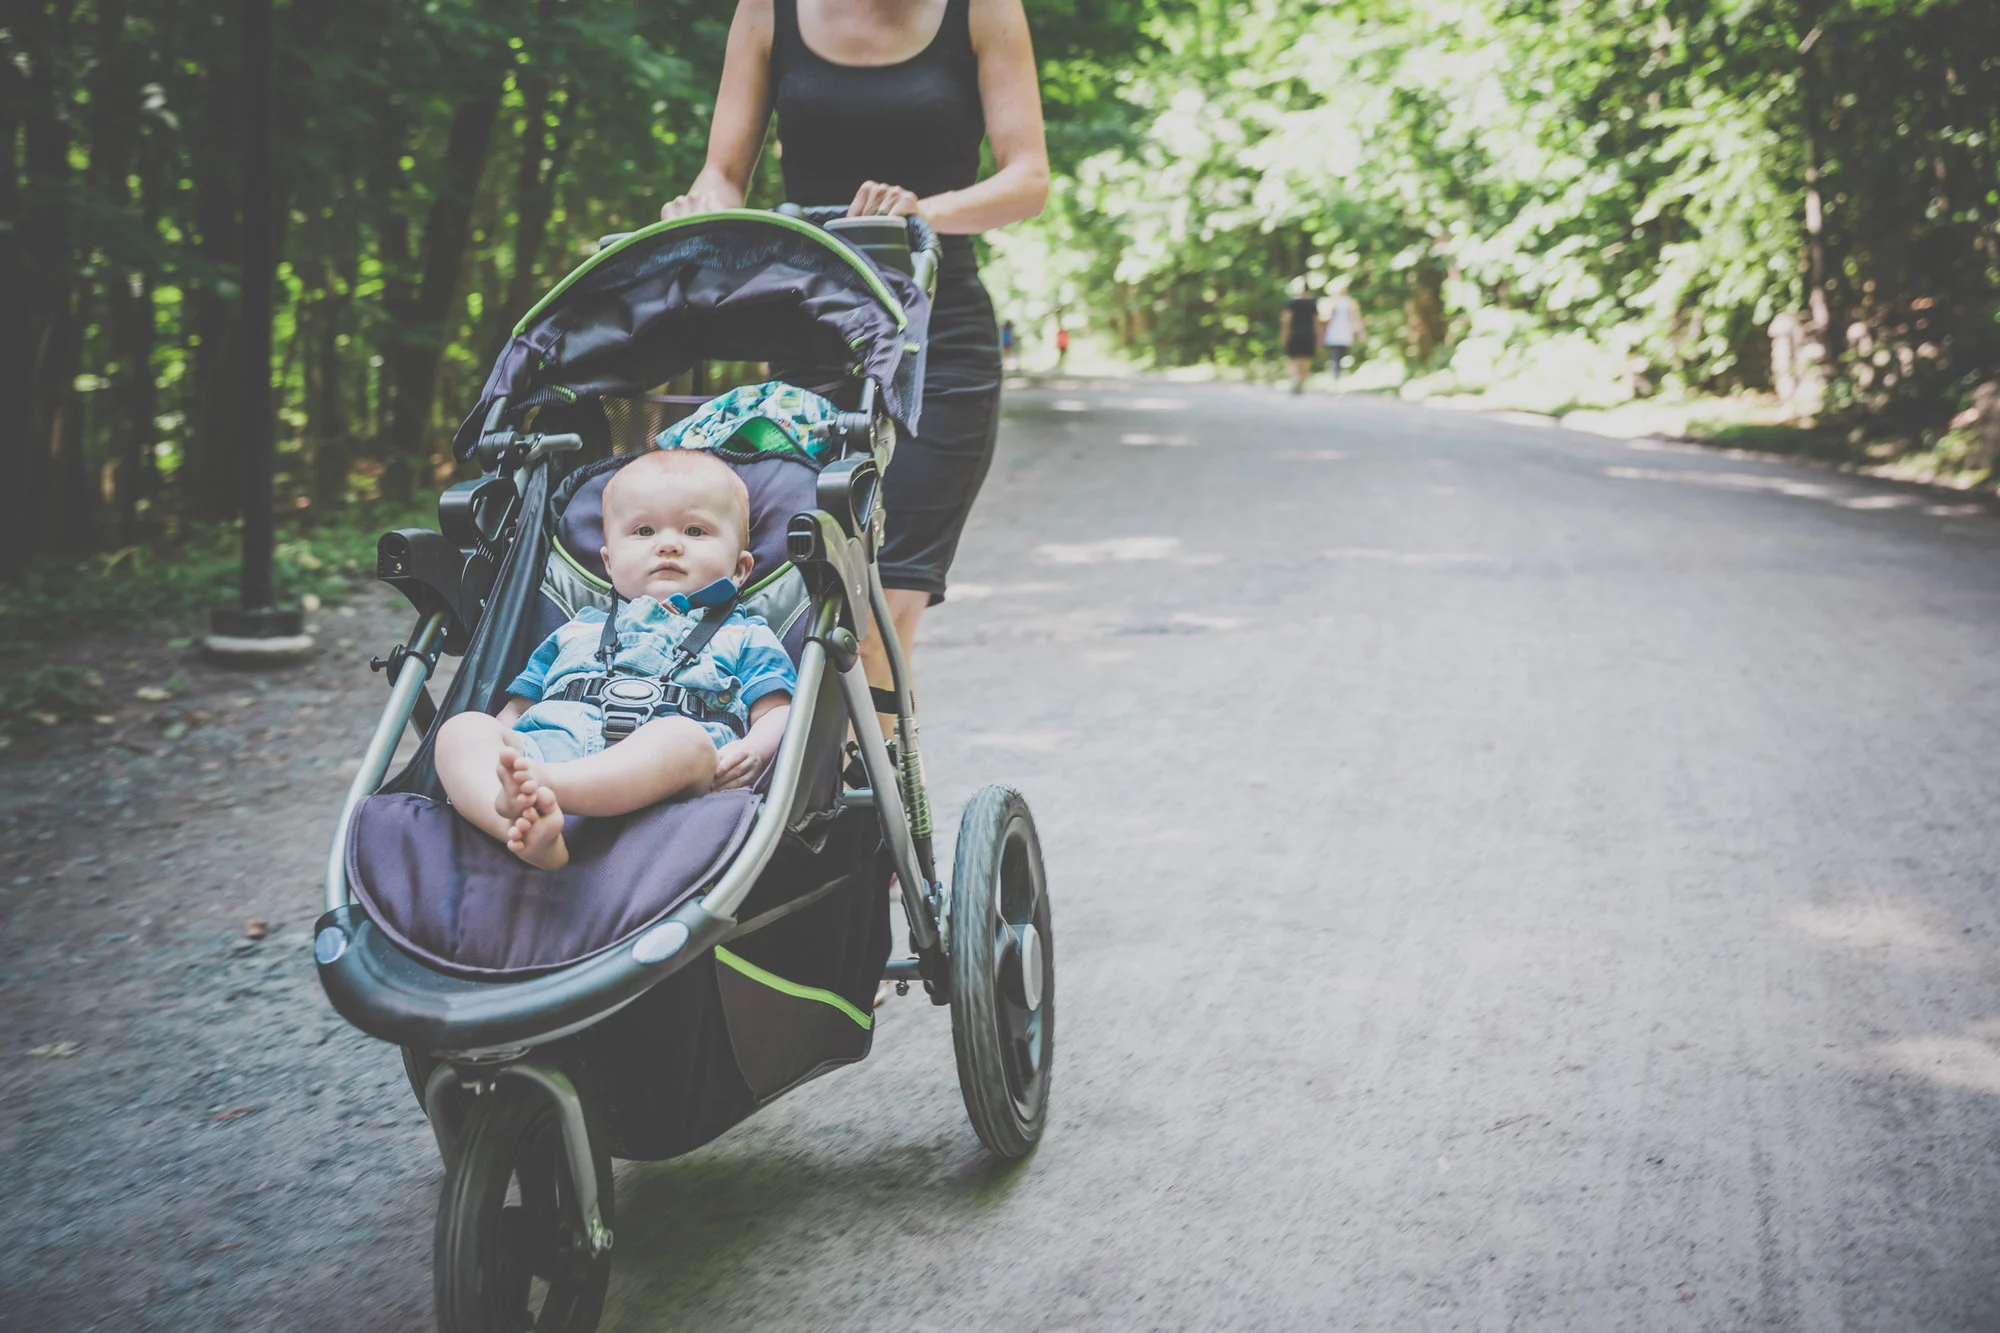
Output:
[596, 676, 689, 744]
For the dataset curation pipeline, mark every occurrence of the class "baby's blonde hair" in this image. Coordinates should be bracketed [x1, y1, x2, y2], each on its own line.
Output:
[603, 448, 752, 547]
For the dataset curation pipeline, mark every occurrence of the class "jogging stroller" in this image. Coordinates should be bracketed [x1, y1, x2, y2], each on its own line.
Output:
[312, 208, 1054, 1333]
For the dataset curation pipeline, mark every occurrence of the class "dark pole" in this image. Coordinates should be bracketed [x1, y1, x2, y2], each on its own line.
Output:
[239, 0, 275, 610]
[210, 0, 302, 647]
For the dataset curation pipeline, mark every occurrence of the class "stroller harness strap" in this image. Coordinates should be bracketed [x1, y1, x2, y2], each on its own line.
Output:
[553, 674, 747, 742]
[588, 581, 745, 743]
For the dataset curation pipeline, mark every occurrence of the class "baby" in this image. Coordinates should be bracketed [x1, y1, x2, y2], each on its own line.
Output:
[435, 449, 795, 870]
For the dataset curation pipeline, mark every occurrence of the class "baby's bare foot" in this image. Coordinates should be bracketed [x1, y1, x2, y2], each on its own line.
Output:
[505, 785, 569, 871]
[493, 745, 541, 825]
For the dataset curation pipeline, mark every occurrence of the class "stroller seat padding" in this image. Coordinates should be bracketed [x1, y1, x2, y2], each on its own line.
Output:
[347, 789, 760, 977]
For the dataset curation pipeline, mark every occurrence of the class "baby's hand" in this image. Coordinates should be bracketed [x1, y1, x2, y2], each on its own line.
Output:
[713, 740, 763, 790]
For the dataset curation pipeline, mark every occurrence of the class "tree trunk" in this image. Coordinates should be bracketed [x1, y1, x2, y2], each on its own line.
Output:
[492, 68, 575, 365]
[306, 250, 358, 518]
[382, 89, 504, 500]
[88, 0, 159, 545]
[106, 275, 159, 545]
[1407, 256, 1447, 367]
[20, 16, 90, 557]
[0, 24, 32, 578]
[1798, 15, 1844, 372]
[186, 60, 244, 523]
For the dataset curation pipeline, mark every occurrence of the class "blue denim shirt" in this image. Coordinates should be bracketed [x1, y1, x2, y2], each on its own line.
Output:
[506, 598, 795, 752]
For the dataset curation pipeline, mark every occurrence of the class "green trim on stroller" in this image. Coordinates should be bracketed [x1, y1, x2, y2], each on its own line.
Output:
[515, 210, 908, 338]
[715, 946, 874, 1030]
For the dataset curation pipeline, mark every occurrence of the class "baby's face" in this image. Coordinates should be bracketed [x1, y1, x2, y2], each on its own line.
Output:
[600, 466, 753, 603]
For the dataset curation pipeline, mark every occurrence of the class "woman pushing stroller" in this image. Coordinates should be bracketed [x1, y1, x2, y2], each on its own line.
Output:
[433, 450, 795, 870]
[663, 0, 1049, 716]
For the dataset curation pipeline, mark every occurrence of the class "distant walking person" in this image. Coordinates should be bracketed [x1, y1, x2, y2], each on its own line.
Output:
[1054, 324, 1070, 368]
[1323, 282, 1364, 384]
[1280, 282, 1322, 394]
[1000, 319, 1017, 370]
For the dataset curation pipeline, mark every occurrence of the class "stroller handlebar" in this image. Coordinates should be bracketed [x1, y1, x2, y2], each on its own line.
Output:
[604, 208, 940, 296]
[791, 205, 940, 297]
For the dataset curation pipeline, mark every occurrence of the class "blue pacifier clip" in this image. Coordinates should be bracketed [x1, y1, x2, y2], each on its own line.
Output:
[667, 577, 740, 614]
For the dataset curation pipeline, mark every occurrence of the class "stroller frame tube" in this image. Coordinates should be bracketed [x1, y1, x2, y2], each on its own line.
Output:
[325, 610, 447, 914]
[424, 1060, 614, 1258]
[864, 561, 937, 882]
[835, 657, 939, 953]
[695, 633, 830, 921]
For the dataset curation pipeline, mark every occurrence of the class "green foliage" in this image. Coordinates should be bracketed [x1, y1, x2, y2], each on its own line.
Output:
[987, 0, 2000, 439]
[0, 667, 102, 743]
[0, 496, 434, 649]
[13, 0, 1995, 592]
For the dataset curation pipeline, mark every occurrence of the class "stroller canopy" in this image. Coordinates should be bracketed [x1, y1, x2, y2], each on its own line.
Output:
[453, 210, 929, 461]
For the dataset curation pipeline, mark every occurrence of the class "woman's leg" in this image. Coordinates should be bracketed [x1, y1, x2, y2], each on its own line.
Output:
[861, 586, 930, 733]
[869, 270, 1001, 729]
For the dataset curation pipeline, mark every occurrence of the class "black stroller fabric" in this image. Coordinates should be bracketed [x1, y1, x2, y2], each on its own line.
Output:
[453, 214, 929, 462]
[566, 806, 892, 1160]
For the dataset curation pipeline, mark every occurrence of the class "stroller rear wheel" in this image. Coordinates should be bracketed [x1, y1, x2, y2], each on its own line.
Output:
[434, 1082, 614, 1333]
[947, 785, 1054, 1158]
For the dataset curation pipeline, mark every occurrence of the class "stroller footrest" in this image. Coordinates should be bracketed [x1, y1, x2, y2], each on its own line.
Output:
[314, 899, 733, 1054]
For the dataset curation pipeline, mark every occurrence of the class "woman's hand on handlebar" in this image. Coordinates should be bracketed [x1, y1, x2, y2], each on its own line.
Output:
[661, 174, 743, 222]
[848, 181, 923, 219]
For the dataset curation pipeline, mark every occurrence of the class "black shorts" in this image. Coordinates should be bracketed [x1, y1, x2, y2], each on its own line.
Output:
[878, 261, 1002, 605]
[1284, 334, 1319, 359]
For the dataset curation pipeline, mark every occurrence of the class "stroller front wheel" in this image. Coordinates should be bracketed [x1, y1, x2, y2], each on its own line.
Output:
[434, 1080, 614, 1333]
[947, 785, 1055, 1158]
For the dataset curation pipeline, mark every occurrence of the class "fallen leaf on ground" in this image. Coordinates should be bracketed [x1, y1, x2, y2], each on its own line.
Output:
[134, 686, 172, 702]
[27, 1043, 80, 1058]
[93, 714, 116, 725]
[241, 919, 269, 940]
[209, 1105, 262, 1123]
[31, 711, 59, 727]
[212, 1241, 244, 1253]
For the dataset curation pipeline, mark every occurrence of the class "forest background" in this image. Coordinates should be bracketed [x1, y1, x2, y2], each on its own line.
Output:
[4, 0, 1998, 604]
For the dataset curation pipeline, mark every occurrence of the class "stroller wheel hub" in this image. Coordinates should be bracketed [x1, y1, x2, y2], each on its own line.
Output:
[1012, 924, 1044, 1011]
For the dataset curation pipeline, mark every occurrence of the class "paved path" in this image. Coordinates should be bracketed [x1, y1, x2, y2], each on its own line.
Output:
[9, 380, 2000, 1330]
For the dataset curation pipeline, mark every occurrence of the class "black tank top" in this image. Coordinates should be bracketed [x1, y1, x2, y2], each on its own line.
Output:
[771, 0, 985, 272]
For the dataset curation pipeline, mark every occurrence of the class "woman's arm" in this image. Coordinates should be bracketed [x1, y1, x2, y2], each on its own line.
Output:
[662, 0, 775, 219]
[848, 0, 1048, 233]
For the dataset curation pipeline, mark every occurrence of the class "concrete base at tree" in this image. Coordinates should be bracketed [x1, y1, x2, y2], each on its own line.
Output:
[202, 632, 317, 666]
